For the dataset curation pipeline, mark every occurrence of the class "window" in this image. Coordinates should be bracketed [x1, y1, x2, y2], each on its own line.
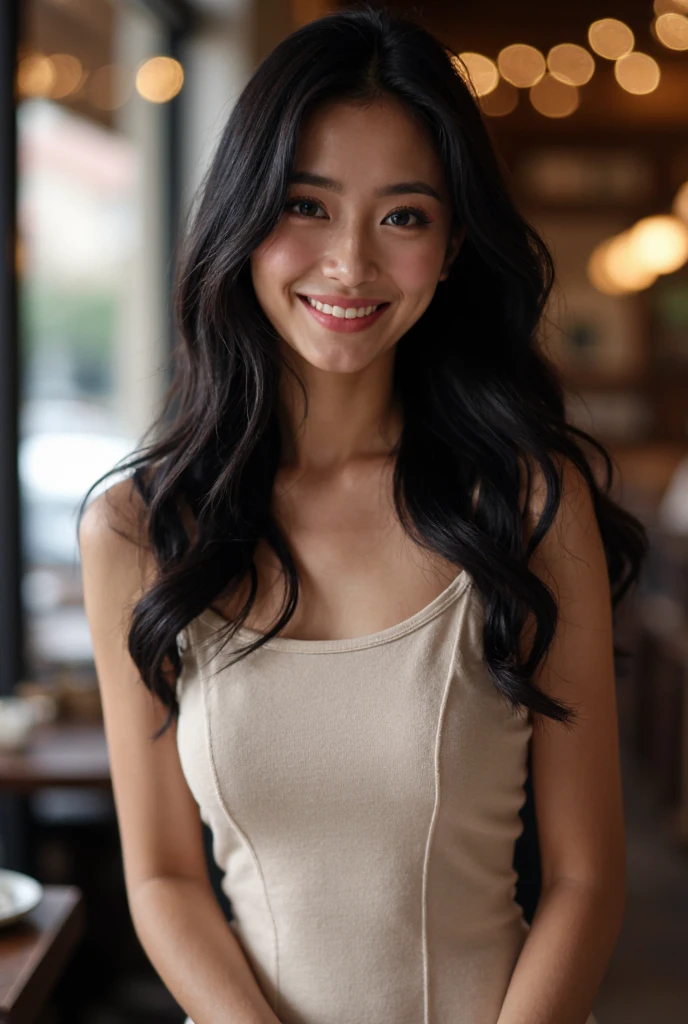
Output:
[17, 0, 180, 673]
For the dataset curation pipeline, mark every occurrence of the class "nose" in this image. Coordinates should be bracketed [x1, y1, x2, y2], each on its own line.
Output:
[321, 219, 379, 288]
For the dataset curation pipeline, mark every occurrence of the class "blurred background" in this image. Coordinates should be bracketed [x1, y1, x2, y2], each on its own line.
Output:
[0, 0, 687, 1021]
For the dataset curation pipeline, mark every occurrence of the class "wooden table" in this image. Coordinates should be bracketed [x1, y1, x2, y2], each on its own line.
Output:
[0, 886, 85, 1023]
[0, 725, 108, 1018]
[0, 722, 110, 794]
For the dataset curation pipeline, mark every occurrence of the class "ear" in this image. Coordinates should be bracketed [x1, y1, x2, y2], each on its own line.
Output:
[439, 225, 465, 281]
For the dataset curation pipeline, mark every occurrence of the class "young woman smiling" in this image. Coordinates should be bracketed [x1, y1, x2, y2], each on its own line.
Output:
[78, 5, 646, 1024]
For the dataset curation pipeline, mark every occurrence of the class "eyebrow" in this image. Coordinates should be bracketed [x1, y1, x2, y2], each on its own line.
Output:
[288, 171, 444, 203]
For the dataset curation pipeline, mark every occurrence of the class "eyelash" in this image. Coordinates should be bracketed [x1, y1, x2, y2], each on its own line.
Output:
[284, 195, 432, 228]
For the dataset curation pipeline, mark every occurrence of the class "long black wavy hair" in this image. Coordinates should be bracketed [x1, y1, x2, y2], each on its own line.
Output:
[78, 1, 647, 741]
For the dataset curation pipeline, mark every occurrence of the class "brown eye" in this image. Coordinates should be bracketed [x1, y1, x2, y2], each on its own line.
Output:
[384, 206, 432, 228]
[284, 197, 326, 218]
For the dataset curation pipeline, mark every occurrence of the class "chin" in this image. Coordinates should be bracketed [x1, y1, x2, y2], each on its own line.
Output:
[289, 338, 385, 375]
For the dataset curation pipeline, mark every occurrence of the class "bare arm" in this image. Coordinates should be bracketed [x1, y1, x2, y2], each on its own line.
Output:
[79, 481, 281, 1024]
[497, 459, 626, 1024]
[130, 876, 279, 1024]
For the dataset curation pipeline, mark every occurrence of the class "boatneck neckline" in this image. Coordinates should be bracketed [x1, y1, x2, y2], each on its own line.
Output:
[197, 569, 472, 654]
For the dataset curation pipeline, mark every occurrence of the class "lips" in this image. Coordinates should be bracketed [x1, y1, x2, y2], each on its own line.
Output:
[297, 294, 391, 333]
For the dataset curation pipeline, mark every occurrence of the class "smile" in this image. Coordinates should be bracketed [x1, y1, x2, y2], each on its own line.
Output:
[297, 294, 391, 333]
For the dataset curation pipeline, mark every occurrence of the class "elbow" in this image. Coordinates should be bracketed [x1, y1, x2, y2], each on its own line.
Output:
[542, 872, 627, 937]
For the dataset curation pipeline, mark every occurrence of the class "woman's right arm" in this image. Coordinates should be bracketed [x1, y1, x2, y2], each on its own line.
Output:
[79, 480, 281, 1024]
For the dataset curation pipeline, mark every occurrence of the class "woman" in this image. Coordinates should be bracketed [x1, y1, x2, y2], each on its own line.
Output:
[79, 5, 647, 1024]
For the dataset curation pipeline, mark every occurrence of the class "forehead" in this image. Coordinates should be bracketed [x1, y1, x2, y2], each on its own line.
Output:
[293, 96, 445, 186]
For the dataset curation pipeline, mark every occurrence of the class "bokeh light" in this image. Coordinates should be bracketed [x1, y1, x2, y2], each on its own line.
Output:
[673, 180, 688, 223]
[17, 54, 56, 98]
[627, 215, 688, 274]
[529, 74, 580, 118]
[588, 19, 634, 60]
[654, 0, 688, 13]
[479, 78, 519, 116]
[614, 52, 661, 95]
[135, 56, 184, 104]
[588, 233, 657, 295]
[547, 43, 595, 86]
[86, 64, 132, 110]
[457, 52, 499, 96]
[497, 44, 546, 88]
[655, 12, 688, 49]
[49, 53, 84, 99]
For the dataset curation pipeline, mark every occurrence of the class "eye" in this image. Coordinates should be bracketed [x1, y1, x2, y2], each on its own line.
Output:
[284, 196, 326, 218]
[284, 196, 432, 229]
[383, 206, 432, 229]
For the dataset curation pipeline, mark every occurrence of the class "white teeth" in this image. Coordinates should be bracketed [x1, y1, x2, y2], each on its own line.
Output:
[306, 297, 381, 318]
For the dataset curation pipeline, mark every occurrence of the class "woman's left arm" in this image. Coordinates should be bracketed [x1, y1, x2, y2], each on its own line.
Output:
[496, 458, 626, 1024]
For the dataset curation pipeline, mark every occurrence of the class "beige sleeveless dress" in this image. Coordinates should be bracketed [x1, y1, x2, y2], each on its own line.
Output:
[176, 570, 598, 1024]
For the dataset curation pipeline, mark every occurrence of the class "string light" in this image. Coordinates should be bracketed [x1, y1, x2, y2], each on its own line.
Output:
[49, 53, 84, 99]
[614, 52, 661, 95]
[655, 12, 688, 49]
[627, 215, 688, 274]
[135, 56, 184, 103]
[673, 181, 688, 223]
[17, 54, 55, 98]
[588, 234, 657, 295]
[456, 53, 499, 97]
[654, 0, 688, 14]
[447, 13, 670, 121]
[497, 44, 546, 88]
[588, 18, 634, 60]
[479, 79, 519, 117]
[547, 43, 595, 86]
[87, 64, 131, 110]
[529, 74, 580, 118]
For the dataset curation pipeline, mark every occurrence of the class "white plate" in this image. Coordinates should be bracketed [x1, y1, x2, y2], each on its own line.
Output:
[0, 869, 44, 926]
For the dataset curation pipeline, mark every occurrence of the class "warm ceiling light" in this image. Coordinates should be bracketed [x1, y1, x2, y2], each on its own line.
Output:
[17, 54, 56, 98]
[87, 64, 131, 110]
[588, 234, 657, 295]
[655, 12, 688, 49]
[588, 19, 634, 60]
[135, 56, 184, 103]
[457, 53, 499, 96]
[547, 43, 595, 86]
[627, 215, 688, 274]
[614, 52, 661, 95]
[673, 180, 688, 222]
[529, 74, 580, 118]
[49, 53, 84, 99]
[497, 44, 546, 88]
[479, 79, 519, 117]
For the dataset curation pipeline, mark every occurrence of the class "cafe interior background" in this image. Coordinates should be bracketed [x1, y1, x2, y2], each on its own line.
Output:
[0, 0, 687, 1020]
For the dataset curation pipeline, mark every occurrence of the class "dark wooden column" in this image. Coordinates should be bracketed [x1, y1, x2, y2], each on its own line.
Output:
[0, 0, 22, 698]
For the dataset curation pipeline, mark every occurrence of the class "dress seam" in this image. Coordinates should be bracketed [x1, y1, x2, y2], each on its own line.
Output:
[201, 672, 281, 1018]
[421, 614, 465, 1024]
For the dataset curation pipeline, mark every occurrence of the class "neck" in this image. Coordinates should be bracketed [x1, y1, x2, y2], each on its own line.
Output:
[277, 346, 402, 473]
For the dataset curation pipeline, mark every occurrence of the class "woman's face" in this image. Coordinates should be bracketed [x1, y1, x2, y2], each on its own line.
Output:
[250, 96, 463, 375]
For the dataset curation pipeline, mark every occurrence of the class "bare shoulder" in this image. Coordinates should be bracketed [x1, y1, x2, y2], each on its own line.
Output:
[78, 475, 162, 641]
[79, 475, 157, 586]
[518, 451, 590, 515]
[79, 475, 149, 551]
[517, 454, 595, 573]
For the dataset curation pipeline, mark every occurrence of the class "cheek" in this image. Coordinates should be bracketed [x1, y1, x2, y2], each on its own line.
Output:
[252, 229, 317, 289]
[383, 237, 445, 292]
